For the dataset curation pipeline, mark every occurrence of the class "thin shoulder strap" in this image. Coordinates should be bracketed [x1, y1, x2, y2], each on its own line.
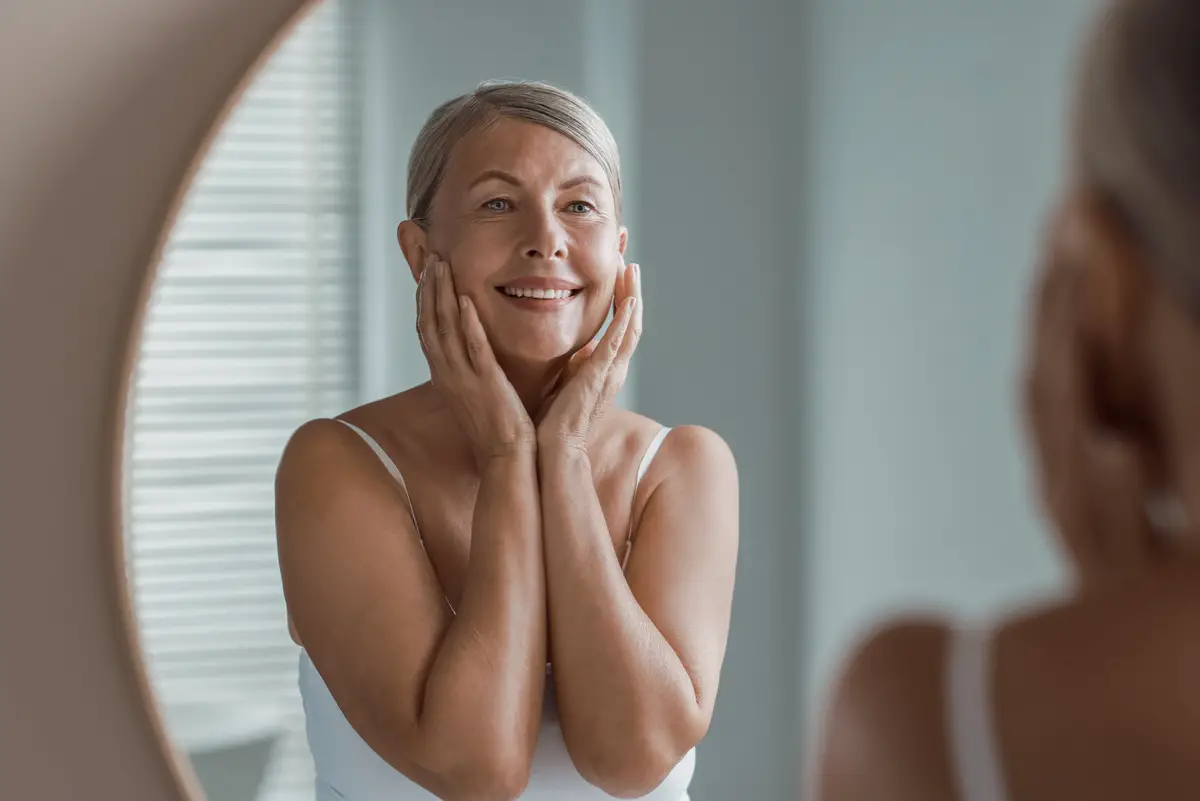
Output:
[336, 419, 455, 615]
[622, 426, 672, 571]
[946, 624, 1008, 801]
[636, 426, 672, 486]
[335, 419, 420, 536]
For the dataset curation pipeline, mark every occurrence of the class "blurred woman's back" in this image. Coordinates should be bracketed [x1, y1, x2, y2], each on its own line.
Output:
[813, 1, 1200, 798]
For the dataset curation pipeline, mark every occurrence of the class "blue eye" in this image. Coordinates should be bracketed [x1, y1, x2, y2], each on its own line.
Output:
[566, 201, 595, 214]
[483, 198, 510, 212]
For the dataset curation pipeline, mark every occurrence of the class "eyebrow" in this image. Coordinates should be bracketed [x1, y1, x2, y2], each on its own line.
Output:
[467, 169, 605, 193]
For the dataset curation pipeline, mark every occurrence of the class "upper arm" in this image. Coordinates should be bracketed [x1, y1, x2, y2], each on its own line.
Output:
[275, 419, 453, 770]
[622, 425, 739, 729]
[814, 619, 958, 801]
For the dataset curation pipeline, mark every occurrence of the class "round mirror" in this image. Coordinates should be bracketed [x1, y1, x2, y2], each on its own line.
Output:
[121, 2, 359, 798]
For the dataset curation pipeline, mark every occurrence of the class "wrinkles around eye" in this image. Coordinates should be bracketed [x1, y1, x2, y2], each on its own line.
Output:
[476, 196, 604, 217]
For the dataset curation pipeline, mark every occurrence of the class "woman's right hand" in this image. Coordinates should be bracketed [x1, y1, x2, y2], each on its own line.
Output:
[417, 254, 536, 466]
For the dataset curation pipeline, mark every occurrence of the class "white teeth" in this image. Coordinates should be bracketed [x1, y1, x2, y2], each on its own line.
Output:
[501, 287, 575, 299]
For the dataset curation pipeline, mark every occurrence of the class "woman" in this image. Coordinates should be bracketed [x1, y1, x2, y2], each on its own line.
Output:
[274, 80, 739, 801]
[812, 1, 1200, 799]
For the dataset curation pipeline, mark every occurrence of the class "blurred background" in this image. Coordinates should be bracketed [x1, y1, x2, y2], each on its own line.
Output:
[121, 1, 1098, 799]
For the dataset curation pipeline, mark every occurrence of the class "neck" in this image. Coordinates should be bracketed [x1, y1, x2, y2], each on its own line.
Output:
[494, 352, 572, 420]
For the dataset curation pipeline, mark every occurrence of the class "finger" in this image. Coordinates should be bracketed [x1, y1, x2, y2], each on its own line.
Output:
[458, 295, 497, 373]
[622, 263, 643, 358]
[609, 261, 628, 323]
[435, 261, 469, 367]
[566, 340, 599, 381]
[417, 256, 446, 370]
[571, 295, 634, 404]
[603, 264, 643, 397]
[1087, 433, 1152, 579]
[1026, 250, 1084, 461]
[598, 295, 637, 376]
[1025, 256, 1096, 569]
[1146, 491, 1199, 560]
[599, 358, 631, 410]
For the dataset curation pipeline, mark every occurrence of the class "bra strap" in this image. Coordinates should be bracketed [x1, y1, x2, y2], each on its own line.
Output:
[946, 624, 1008, 801]
[622, 426, 672, 571]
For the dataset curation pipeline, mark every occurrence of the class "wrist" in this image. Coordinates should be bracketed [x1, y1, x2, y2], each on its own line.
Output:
[537, 438, 590, 469]
[481, 440, 538, 469]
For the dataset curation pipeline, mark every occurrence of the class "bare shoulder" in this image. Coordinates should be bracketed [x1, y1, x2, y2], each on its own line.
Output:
[616, 413, 736, 488]
[815, 616, 957, 801]
[658, 424, 736, 473]
[276, 416, 369, 488]
[614, 415, 737, 530]
[993, 566, 1200, 800]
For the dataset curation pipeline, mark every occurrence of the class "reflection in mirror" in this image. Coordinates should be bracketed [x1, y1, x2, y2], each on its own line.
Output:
[122, 2, 359, 799]
[114, 1, 796, 799]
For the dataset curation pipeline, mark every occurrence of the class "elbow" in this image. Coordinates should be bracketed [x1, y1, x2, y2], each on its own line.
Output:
[420, 737, 533, 801]
[568, 714, 705, 799]
[445, 759, 531, 801]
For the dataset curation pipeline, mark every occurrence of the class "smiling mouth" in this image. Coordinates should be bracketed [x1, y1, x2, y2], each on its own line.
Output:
[496, 287, 583, 300]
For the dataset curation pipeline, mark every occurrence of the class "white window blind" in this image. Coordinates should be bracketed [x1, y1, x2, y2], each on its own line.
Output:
[124, 2, 360, 800]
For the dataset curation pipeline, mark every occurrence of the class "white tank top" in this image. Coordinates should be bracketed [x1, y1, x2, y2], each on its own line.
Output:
[298, 422, 696, 800]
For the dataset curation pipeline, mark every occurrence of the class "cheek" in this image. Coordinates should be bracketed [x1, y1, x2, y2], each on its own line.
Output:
[571, 231, 623, 283]
[437, 226, 507, 289]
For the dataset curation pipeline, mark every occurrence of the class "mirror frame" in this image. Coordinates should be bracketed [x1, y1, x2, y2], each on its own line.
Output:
[0, 1, 317, 798]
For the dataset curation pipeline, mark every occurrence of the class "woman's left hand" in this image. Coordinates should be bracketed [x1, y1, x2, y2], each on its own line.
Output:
[536, 262, 642, 453]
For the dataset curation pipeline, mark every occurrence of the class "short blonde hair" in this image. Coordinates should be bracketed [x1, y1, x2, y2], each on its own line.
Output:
[405, 80, 622, 227]
[1075, 0, 1200, 285]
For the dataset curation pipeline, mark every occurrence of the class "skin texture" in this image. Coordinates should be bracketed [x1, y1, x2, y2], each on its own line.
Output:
[275, 117, 739, 801]
[810, 155, 1200, 800]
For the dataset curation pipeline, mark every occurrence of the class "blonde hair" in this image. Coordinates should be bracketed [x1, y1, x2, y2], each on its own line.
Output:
[1075, 0, 1200, 284]
[405, 80, 622, 227]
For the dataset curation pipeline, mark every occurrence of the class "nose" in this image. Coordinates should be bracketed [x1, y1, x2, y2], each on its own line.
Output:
[520, 206, 568, 261]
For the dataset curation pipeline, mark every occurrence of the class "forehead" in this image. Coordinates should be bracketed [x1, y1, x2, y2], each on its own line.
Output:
[442, 117, 609, 190]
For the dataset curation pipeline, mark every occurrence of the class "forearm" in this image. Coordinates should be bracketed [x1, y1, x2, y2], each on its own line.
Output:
[539, 445, 701, 789]
[418, 449, 546, 787]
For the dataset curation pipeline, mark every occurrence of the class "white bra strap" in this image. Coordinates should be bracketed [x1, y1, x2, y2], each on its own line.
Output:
[622, 426, 672, 571]
[946, 625, 1008, 801]
[335, 419, 459, 616]
[335, 419, 420, 537]
[636, 426, 671, 485]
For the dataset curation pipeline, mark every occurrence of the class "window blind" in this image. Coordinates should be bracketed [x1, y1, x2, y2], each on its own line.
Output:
[124, 2, 360, 799]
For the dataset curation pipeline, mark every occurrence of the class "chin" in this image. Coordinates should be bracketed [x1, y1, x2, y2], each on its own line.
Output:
[488, 329, 586, 365]
[498, 341, 576, 365]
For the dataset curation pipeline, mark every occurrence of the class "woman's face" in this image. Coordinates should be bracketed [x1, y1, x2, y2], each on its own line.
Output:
[405, 117, 626, 365]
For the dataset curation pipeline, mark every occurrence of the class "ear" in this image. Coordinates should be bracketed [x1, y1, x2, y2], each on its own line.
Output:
[618, 226, 628, 256]
[397, 220, 430, 284]
[1059, 190, 1153, 427]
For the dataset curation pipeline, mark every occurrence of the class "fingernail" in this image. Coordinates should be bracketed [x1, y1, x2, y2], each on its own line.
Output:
[437, 261, 445, 277]
[459, 295, 467, 310]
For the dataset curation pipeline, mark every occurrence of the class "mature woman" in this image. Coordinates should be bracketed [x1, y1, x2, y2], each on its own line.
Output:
[813, 1, 1200, 799]
[274, 80, 739, 801]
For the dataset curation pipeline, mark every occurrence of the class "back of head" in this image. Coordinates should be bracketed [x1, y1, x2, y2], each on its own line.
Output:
[1075, 0, 1200, 290]
[405, 80, 622, 228]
